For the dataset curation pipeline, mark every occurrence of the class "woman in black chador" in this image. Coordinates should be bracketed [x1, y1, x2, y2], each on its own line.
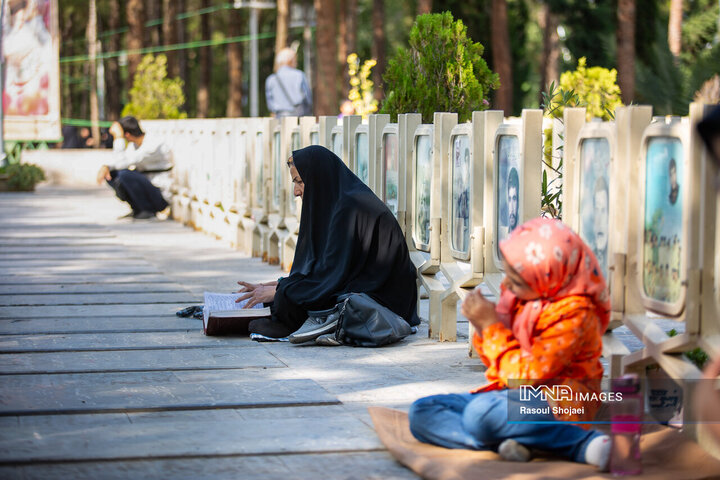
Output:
[237, 145, 420, 342]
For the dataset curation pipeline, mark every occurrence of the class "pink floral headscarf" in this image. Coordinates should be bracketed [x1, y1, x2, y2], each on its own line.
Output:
[496, 217, 610, 352]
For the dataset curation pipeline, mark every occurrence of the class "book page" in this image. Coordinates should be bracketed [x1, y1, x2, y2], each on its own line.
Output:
[203, 292, 270, 328]
[204, 292, 265, 312]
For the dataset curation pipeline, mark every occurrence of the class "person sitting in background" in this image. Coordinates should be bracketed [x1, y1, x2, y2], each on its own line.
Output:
[60, 125, 82, 149]
[99, 127, 114, 149]
[78, 127, 94, 148]
[408, 217, 612, 470]
[265, 47, 313, 118]
[235, 145, 419, 342]
[96, 115, 173, 220]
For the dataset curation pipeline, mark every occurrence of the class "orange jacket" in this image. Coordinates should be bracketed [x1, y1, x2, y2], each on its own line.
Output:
[471, 295, 604, 423]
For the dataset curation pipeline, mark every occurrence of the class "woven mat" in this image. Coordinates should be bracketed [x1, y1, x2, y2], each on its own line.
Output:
[369, 406, 720, 480]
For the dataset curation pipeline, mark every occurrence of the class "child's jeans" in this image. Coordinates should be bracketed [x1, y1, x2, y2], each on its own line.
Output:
[408, 389, 602, 463]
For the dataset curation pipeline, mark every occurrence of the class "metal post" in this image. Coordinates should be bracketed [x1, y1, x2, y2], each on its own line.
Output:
[249, 7, 259, 117]
[0, 0, 7, 166]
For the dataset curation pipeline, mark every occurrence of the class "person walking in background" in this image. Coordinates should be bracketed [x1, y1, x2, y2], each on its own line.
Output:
[265, 47, 313, 118]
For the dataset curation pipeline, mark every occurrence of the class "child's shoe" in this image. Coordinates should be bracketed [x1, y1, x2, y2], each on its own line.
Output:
[584, 435, 611, 471]
[498, 439, 531, 462]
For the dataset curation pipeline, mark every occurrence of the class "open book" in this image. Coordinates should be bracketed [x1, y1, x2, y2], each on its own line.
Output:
[203, 292, 271, 336]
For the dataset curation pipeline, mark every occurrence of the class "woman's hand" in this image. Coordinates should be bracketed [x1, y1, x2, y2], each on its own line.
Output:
[236, 281, 277, 308]
[461, 289, 498, 332]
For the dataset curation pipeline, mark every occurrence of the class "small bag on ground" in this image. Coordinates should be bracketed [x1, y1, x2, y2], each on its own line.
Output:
[333, 293, 412, 347]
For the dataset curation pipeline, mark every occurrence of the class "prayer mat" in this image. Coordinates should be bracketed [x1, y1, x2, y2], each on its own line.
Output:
[368, 406, 720, 480]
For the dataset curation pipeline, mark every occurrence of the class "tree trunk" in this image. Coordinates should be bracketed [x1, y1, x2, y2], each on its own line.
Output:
[371, 0, 386, 102]
[105, 0, 121, 120]
[668, 0, 683, 59]
[177, 0, 189, 109]
[60, 10, 74, 119]
[163, 0, 179, 78]
[87, 0, 100, 146]
[342, 0, 358, 105]
[538, 3, 559, 101]
[276, 0, 290, 54]
[227, 7, 244, 117]
[313, 0, 338, 115]
[338, 0, 348, 100]
[147, 0, 162, 46]
[197, 0, 211, 118]
[303, 0, 314, 89]
[126, 0, 145, 89]
[491, 0, 513, 115]
[417, 0, 432, 15]
[616, 0, 636, 103]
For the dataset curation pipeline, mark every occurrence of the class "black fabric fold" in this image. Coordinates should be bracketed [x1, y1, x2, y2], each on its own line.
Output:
[275, 145, 419, 329]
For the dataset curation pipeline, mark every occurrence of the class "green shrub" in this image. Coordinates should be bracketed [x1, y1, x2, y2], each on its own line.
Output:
[0, 163, 46, 191]
[380, 12, 499, 123]
[558, 57, 623, 121]
[122, 54, 187, 120]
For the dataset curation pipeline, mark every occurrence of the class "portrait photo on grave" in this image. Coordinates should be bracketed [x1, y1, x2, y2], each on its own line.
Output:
[332, 128, 343, 158]
[451, 134, 471, 255]
[495, 134, 521, 260]
[255, 131, 265, 205]
[579, 137, 611, 279]
[643, 137, 684, 304]
[273, 130, 282, 210]
[414, 134, 433, 249]
[356, 130, 369, 185]
[383, 132, 399, 215]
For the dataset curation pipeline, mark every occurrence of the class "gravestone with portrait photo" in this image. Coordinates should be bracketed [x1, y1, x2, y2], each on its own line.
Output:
[381, 124, 400, 216]
[482, 110, 543, 299]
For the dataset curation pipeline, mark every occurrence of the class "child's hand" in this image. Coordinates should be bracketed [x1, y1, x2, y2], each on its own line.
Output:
[461, 289, 498, 331]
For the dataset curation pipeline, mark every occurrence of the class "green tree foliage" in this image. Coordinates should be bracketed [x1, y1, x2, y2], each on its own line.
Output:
[121, 54, 187, 119]
[636, 0, 720, 115]
[555, 0, 615, 70]
[558, 57, 623, 121]
[380, 12, 499, 123]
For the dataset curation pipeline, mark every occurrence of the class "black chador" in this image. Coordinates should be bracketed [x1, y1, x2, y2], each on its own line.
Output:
[252, 145, 420, 337]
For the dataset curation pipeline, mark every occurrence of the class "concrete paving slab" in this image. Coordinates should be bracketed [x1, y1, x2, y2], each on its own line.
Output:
[0, 274, 173, 284]
[0, 451, 416, 480]
[0, 283, 188, 295]
[0, 257, 148, 265]
[0, 374, 337, 415]
[0, 228, 112, 236]
[2, 264, 161, 275]
[0, 347, 285, 374]
[0, 317, 199, 335]
[0, 331, 250, 353]
[0, 249, 141, 258]
[0, 239, 119, 247]
[0, 246, 130, 255]
[0, 303, 189, 318]
[0, 414, 382, 463]
[0, 292, 199, 306]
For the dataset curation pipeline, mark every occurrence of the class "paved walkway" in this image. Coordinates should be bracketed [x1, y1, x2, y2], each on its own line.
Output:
[0, 186, 488, 479]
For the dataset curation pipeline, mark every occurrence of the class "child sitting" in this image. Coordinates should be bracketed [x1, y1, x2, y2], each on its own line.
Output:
[409, 217, 612, 470]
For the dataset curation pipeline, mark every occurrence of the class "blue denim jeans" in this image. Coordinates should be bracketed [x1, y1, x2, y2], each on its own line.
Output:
[408, 389, 602, 463]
